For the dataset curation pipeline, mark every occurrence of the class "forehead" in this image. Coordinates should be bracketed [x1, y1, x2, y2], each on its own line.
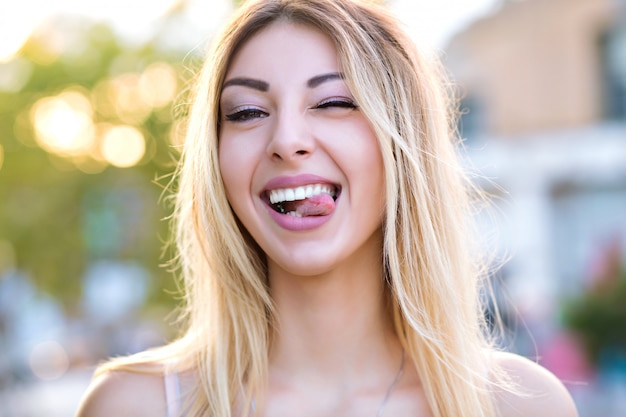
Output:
[224, 21, 340, 81]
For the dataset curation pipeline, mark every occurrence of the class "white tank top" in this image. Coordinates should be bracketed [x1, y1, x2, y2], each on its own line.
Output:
[164, 371, 181, 417]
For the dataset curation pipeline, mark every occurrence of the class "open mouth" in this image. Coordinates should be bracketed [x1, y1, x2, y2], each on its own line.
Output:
[264, 183, 339, 217]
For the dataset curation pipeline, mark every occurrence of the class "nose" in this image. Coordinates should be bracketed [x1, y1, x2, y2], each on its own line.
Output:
[265, 110, 315, 162]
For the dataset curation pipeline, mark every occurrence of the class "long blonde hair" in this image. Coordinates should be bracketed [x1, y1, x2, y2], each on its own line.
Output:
[97, 0, 503, 415]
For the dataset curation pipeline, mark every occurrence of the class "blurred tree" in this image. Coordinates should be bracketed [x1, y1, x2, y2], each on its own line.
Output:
[0, 0, 394, 317]
[563, 240, 626, 368]
[0, 18, 198, 315]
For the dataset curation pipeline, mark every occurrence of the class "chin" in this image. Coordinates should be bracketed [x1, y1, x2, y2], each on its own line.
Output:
[268, 251, 342, 278]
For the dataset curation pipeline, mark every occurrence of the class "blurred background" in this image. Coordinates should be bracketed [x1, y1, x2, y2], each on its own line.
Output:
[0, 0, 625, 415]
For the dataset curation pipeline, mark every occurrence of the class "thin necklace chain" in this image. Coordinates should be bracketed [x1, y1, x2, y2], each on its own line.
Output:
[375, 349, 406, 417]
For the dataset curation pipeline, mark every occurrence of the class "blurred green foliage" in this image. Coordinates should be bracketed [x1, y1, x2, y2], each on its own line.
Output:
[563, 244, 626, 366]
[0, 19, 199, 314]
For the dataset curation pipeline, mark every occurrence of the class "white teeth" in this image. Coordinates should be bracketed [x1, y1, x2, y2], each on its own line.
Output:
[268, 184, 336, 205]
[285, 188, 295, 201]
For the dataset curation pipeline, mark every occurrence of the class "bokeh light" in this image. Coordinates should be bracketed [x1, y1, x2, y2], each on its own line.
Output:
[139, 62, 178, 108]
[110, 72, 152, 125]
[91, 79, 117, 119]
[100, 125, 146, 167]
[31, 90, 95, 157]
[29, 340, 70, 381]
[25, 23, 67, 66]
[0, 56, 33, 92]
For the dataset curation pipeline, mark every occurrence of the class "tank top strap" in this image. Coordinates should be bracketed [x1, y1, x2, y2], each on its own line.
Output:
[164, 370, 182, 417]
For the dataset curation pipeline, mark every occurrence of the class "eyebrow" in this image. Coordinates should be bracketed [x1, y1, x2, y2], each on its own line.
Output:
[222, 77, 269, 91]
[222, 72, 345, 92]
[307, 72, 344, 88]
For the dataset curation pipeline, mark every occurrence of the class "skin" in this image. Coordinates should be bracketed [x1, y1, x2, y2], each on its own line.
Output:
[76, 22, 579, 417]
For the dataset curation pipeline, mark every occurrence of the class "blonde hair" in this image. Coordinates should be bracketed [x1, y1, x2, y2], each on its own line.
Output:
[97, 0, 505, 415]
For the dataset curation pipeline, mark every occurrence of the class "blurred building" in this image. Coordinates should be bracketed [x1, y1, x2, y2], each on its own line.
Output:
[445, 2, 626, 414]
[446, 0, 626, 294]
[445, 0, 626, 365]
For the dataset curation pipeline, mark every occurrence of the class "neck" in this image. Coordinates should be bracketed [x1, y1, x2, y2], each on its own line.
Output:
[267, 254, 401, 384]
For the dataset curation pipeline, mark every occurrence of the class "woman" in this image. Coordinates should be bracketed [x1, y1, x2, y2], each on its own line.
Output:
[77, 0, 578, 416]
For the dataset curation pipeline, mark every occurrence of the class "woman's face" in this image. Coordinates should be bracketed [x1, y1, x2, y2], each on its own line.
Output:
[218, 22, 385, 277]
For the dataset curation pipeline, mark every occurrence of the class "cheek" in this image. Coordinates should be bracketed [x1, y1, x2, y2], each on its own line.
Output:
[329, 120, 383, 180]
[335, 121, 386, 215]
[218, 132, 266, 223]
[355, 121, 384, 181]
[218, 138, 247, 210]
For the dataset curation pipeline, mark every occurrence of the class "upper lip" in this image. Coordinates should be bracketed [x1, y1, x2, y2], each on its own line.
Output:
[263, 174, 339, 192]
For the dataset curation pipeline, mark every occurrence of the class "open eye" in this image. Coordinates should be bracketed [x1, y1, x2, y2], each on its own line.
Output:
[314, 98, 358, 110]
[224, 107, 268, 122]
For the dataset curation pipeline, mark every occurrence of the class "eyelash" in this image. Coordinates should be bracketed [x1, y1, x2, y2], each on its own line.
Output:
[314, 98, 358, 110]
[224, 98, 358, 123]
[224, 107, 268, 122]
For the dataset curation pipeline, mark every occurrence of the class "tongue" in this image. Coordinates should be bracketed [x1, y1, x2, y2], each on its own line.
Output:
[295, 194, 335, 216]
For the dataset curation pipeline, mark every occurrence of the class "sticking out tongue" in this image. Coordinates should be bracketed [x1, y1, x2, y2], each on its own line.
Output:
[294, 193, 335, 216]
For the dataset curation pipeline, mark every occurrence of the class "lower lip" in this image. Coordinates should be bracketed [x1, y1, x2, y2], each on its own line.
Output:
[264, 201, 336, 231]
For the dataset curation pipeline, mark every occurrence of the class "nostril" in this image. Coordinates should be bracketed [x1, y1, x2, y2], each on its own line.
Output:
[295, 149, 307, 155]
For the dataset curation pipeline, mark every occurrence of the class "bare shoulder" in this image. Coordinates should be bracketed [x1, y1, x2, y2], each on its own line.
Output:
[75, 370, 167, 417]
[491, 351, 578, 417]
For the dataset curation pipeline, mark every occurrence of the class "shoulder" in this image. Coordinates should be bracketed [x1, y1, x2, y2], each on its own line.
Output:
[75, 370, 167, 417]
[491, 351, 579, 417]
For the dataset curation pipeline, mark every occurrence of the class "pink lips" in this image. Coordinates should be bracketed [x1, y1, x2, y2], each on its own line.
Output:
[262, 174, 339, 231]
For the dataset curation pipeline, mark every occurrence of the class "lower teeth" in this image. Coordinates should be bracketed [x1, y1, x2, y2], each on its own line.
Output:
[273, 203, 301, 217]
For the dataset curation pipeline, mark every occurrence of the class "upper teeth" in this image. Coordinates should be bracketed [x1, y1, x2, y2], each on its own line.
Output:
[269, 184, 335, 204]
